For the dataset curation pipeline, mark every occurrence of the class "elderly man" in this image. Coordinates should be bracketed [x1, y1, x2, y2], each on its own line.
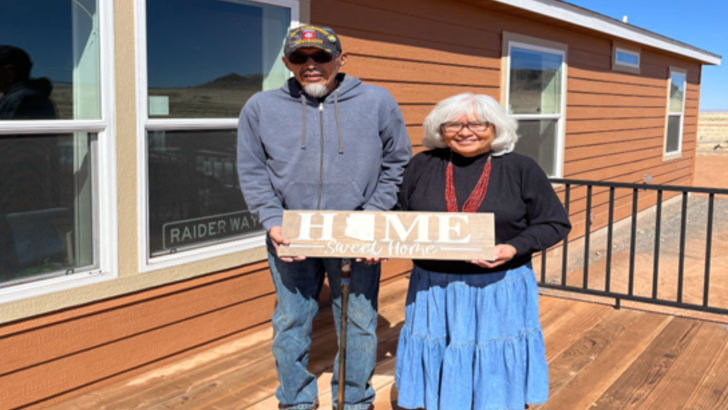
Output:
[237, 25, 411, 410]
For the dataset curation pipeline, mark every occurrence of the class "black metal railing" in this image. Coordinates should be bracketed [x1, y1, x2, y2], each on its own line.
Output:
[539, 178, 728, 315]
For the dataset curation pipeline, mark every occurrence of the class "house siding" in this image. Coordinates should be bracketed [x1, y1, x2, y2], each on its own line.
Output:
[314, 0, 702, 238]
[0, 0, 708, 408]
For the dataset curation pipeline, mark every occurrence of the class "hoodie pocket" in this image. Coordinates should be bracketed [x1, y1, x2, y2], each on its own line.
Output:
[281, 180, 366, 210]
[281, 181, 320, 210]
[322, 180, 366, 210]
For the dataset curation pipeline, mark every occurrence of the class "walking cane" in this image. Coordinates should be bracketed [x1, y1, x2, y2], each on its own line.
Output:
[337, 258, 352, 409]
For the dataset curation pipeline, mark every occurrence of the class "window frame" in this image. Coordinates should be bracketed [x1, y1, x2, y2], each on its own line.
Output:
[612, 43, 641, 74]
[664, 67, 688, 159]
[0, 0, 118, 304]
[502, 32, 568, 178]
[135, 0, 300, 272]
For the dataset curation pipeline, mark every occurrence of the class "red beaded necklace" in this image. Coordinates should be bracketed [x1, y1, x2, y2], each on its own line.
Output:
[445, 153, 492, 213]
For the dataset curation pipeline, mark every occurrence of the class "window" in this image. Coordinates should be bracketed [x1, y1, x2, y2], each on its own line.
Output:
[0, 0, 116, 302]
[504, 33, 567, 177]
[665, 68, 687, 156]
[613, 44, 641, 74]
[137, 0, 299, 270]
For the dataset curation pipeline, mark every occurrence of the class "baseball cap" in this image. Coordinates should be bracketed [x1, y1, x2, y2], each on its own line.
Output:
[284, 25, 343, 58]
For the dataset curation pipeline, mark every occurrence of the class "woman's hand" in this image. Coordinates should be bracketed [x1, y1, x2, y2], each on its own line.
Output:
[469, 244, 517, 269]
[355, 257, 388, 265]
[269, 226, 306, 262]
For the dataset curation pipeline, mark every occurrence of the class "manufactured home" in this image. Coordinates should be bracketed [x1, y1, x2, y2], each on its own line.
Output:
[0, 0, 721, 408]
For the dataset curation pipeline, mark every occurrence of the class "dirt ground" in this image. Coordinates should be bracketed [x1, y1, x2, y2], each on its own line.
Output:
[693, 153, 728, 190]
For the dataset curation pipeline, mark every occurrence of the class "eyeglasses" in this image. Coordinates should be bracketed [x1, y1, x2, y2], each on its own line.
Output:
[441, 121, 491, 134]
[288, 52, 335, 65]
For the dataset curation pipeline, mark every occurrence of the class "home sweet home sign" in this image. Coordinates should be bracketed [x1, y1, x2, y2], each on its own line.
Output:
[278, 210, 495, 260]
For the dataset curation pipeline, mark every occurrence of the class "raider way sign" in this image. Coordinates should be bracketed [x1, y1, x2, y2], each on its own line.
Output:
[278, 210, 495, 260]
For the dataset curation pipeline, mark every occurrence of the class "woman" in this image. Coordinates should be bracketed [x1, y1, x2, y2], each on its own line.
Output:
[395, 93, 571, 410]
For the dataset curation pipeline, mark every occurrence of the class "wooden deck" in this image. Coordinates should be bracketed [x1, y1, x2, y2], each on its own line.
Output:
[49, 275, 728, 410]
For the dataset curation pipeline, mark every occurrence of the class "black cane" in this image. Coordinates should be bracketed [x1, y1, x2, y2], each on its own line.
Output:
[337, 258, 352, 409]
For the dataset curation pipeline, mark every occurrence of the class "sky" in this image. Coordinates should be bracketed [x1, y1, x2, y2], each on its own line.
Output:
[567, 0, 728, 111]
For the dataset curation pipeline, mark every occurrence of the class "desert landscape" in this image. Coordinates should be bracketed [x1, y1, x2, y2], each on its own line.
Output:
[697, 111, 728, 151]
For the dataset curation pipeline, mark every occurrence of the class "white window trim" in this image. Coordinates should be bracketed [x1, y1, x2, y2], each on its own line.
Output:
[664, 67, 688, 158]
[615, 47, 640, 69]
[135, 0, 299, 272]
[505, 40, 568, 178]
[0, 0, 118, 304]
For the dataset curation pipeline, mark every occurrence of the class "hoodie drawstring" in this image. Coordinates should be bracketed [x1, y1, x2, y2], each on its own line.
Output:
[301, 94, 307, 150]
[301, 89, 344, 153]
[334, 89, 343, 154]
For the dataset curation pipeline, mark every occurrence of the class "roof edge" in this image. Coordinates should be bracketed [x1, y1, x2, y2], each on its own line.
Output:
[491, 0, 722, 66]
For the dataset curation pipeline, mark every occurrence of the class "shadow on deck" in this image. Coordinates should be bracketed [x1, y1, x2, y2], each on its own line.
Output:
[48, 273, 728, 410]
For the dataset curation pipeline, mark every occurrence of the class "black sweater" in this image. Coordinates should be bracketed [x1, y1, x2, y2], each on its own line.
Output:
[397, 149, 571, 274]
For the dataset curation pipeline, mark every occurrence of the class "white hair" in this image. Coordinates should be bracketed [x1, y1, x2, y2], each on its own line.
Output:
[422, 93, 519, 156]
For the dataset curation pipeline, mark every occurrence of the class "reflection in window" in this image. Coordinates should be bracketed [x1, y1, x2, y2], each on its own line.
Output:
[509, 47, 563, 115]
[669, 73, 686, 113]
[666, 116, 681, 153]
[0, 0, 101, 120]
[147, 130, 263, 256]
[615, 49, 640, 67]
[666, 71, 687, 155]
[514, 120, 558, 177]
[0, 134, 96, 287]
[508, 43, 565, 176]
[146, 0, 290, 119]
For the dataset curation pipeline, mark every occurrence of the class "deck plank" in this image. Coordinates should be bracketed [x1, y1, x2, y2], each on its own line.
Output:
[531, 308, 643, 410]
[47, 278, 727, 410]
[591, 317, 703, 410]
[542, 303, 615, 361]
[681, 331, 728, 410]
[538, 312, 672, 410]
[638, 321, 728, 410]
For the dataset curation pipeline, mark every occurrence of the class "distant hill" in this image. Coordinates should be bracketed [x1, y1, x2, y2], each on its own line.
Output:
[194, 73, 263, 90]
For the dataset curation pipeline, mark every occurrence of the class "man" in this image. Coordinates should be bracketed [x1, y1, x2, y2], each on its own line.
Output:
[237, 25, 411, 410]
[0, 45, 56, 120]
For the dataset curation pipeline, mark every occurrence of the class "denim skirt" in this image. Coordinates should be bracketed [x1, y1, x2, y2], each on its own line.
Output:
[395, 263, 548, 410]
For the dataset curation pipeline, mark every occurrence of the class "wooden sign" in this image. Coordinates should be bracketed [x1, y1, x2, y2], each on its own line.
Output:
[278, 210, 495, 261]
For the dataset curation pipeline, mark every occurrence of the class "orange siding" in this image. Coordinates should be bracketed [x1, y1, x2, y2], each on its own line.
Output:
[315, 0, 703, 239]
[0, 1, 709, 408]
[0, 260, 412, 409]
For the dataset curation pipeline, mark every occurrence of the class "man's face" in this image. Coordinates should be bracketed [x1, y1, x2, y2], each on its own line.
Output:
[283, 48, 348, 95]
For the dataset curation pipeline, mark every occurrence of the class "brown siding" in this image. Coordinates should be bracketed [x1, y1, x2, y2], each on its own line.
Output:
[0, 260, 412, 409]
[314, 0, 703, 240]
[0, 1, 709, 408]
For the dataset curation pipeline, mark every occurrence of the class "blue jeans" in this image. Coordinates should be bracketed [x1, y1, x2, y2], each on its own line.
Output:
[267, 237, 380, 410]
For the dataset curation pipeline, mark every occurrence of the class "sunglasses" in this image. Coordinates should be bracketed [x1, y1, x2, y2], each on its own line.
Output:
[288, 52, 335, 65]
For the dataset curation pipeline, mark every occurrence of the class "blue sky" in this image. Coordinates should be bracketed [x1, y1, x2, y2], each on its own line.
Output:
[568, 0, 727, 111]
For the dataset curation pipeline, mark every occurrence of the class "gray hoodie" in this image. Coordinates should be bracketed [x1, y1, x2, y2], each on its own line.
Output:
[237, 74, 412, 230]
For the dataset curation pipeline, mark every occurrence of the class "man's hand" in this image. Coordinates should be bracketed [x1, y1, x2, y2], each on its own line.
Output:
[269, 226, 306, 262]
[469, 244, 517, 269]
[355, 257, 388, 265]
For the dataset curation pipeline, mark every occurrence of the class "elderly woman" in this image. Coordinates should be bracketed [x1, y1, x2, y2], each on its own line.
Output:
[395, 93, 571, 410]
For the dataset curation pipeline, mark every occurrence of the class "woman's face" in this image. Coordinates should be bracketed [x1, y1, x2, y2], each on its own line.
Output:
[441, 114, 496, 157]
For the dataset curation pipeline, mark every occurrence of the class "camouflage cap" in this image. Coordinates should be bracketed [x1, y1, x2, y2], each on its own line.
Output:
[284, 25, 343, 57]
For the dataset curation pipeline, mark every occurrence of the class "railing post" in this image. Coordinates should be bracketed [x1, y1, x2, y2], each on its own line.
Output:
[677, 192, 688, 304]
[561, 184, 571, 286]
[629, 189, 639, 296]
[605, 187, 615, 293]
[704, 194, 715, 307]
[583, 185, 592, 289]
[652, 190, 663, 300]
